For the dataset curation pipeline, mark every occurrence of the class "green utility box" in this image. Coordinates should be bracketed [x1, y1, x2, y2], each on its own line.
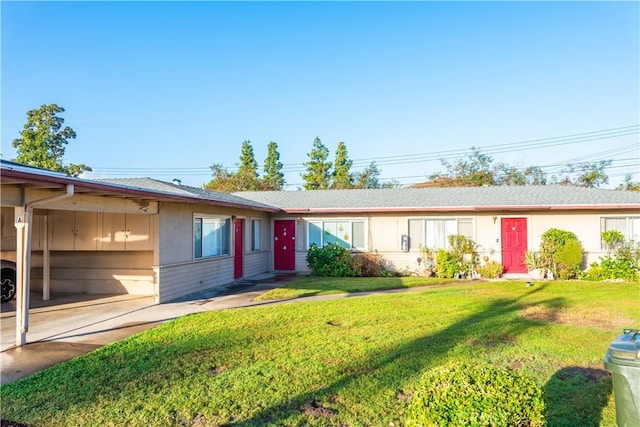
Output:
[604, 329, 640, 427]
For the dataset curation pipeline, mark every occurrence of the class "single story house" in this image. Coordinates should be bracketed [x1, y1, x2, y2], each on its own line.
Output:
[235, 186, 640, 275]
[2, 159, 639, 346]
[1, 160, 278, 345]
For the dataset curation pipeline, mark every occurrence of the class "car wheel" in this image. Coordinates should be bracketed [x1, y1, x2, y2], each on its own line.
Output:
[1, 267, 17, 303]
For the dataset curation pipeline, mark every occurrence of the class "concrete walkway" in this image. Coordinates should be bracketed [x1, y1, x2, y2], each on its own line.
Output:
[1, 273, 298, 384]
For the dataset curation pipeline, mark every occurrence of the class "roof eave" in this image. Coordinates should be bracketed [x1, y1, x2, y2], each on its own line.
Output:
[279, 204, 640, 214]
[1, 168, 280, 212]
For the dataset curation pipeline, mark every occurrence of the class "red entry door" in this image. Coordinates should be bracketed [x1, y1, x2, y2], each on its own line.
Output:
[274, 220, 296, 270]
[501, 218, 528, 273]
[234, 218, 244, 279]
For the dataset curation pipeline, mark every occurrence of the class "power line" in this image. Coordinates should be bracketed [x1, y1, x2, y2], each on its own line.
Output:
[90, 125, 638, 174]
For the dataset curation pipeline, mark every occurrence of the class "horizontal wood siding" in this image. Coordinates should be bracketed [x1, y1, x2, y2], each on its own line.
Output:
[295, 251, 311, 273]
[29, 251, 154, 295]
[157, 257, 234, 302]
[243, 251, 270, 278]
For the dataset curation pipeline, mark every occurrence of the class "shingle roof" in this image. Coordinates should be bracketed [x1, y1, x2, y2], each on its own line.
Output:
[234, 186, 640, 213]
[95, 178, 278, 211]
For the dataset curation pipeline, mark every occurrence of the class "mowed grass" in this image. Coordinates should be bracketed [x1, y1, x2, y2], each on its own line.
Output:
[255, 275, 459, 300]
[1, 280, 638, 426]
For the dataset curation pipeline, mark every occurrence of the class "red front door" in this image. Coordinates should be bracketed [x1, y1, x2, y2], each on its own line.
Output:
[274, 220, 296, 270]
[501, 218, 528, 273]
[234, 219, 244, 279]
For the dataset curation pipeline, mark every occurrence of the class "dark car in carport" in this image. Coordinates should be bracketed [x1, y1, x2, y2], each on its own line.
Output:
[1, 260, 17, 302]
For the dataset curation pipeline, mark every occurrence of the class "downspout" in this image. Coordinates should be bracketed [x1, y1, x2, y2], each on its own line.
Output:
[15, 184, 74, 347]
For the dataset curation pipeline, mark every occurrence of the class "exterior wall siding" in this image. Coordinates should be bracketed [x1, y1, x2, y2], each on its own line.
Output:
[29, 251, 154, 295]
[157, 256, 234, 302]
[295, 251, 311, 273]
[243, 251, 270, 278]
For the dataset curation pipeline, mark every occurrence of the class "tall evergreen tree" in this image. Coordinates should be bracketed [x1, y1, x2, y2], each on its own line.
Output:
[12, 104, 91, 177]
[331, 141, 353, 189]
[238, 140, 259, 179]
[206, 140, 265, 192]
[302, 137, 332, 190]
[263, 141, 285, 190]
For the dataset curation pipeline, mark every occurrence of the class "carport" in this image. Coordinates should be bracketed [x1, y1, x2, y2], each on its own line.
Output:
[0, 161, 184, 348]
[1, 160, 281, 348]
[1, 162, 166, 347]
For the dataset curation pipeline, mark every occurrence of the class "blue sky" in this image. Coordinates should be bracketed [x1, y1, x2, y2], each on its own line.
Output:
[2, 1, 638, 189]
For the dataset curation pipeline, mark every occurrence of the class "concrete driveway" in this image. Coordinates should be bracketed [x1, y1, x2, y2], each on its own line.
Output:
[1, 273, 293, 384]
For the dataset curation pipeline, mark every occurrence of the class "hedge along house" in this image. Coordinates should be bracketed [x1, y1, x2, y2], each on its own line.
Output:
[0, 161, 278, 346]
[235, 186, 640, 276]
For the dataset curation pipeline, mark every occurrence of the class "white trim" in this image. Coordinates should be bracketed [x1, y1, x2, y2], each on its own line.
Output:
[193, 213, 232, 260]
[305, 217, 369, 251]
[407, 216, 476, 251]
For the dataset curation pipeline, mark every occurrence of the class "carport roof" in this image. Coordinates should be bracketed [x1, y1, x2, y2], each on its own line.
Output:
[0, 161, 279, 212]
[235, 186, 640, 213]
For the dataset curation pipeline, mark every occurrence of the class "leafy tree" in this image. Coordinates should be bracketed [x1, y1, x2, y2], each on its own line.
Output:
[302, 137, 332, 190]
[616, 174, 640, 191]
[331, 141, 353, 189]
[263, 141, 285, 190]
[556, 160, 612, 188]
[495, 164, 548, 186]
[204, 163, 241, 193]
[353, 162, 394, 189]
[428, 147, 496, 187]
[12, 104, 91, 177]
[206, 141, 264, 192]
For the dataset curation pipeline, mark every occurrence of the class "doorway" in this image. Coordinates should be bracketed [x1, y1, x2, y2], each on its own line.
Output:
[501, 217, 528, 273]
[274, 220, 295, 270]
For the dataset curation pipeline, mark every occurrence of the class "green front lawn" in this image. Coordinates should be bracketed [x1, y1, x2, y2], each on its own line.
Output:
[255, 275, 459, 300]
[1, 280, 638, 426]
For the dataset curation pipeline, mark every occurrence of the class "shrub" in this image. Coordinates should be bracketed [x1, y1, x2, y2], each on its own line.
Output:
[555, 240, 584, 280]
[405, 362, 545, 427]
[306, 244, 398, 277]
[477, 261, 503, 279]
[435, 249, 459, 278]
[583, 240, 640, 281]
[432, 235, 479, 279]
[601, 230, 624, 257]
[351, 251, 396, 277]
[306, 243, 358, 277]
[539, 228, 584, 279]
[522, 250, 541, 270]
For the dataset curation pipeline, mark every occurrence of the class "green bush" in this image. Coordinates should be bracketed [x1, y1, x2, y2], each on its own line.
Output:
[351, 251, 397, 277]
[405, 363, 545, 427]
[583, 240, 640, 281]
[435, 249, 459, 278]
[306, 243, 358, 277]
[539, 228, 584, 279]
[601, 230, 624, 257]
[555, 240, 584, 280]
[477, 261, 504, 279]
[306, 244, 398, 277]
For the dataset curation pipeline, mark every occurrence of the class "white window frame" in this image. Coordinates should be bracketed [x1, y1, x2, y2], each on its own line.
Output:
[307, 219, 367, 250]
[251, 219, 262, 251]
[408, 217, 475, 251]
[600, 216, 640, 248]
[193, 214, 231, 259]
